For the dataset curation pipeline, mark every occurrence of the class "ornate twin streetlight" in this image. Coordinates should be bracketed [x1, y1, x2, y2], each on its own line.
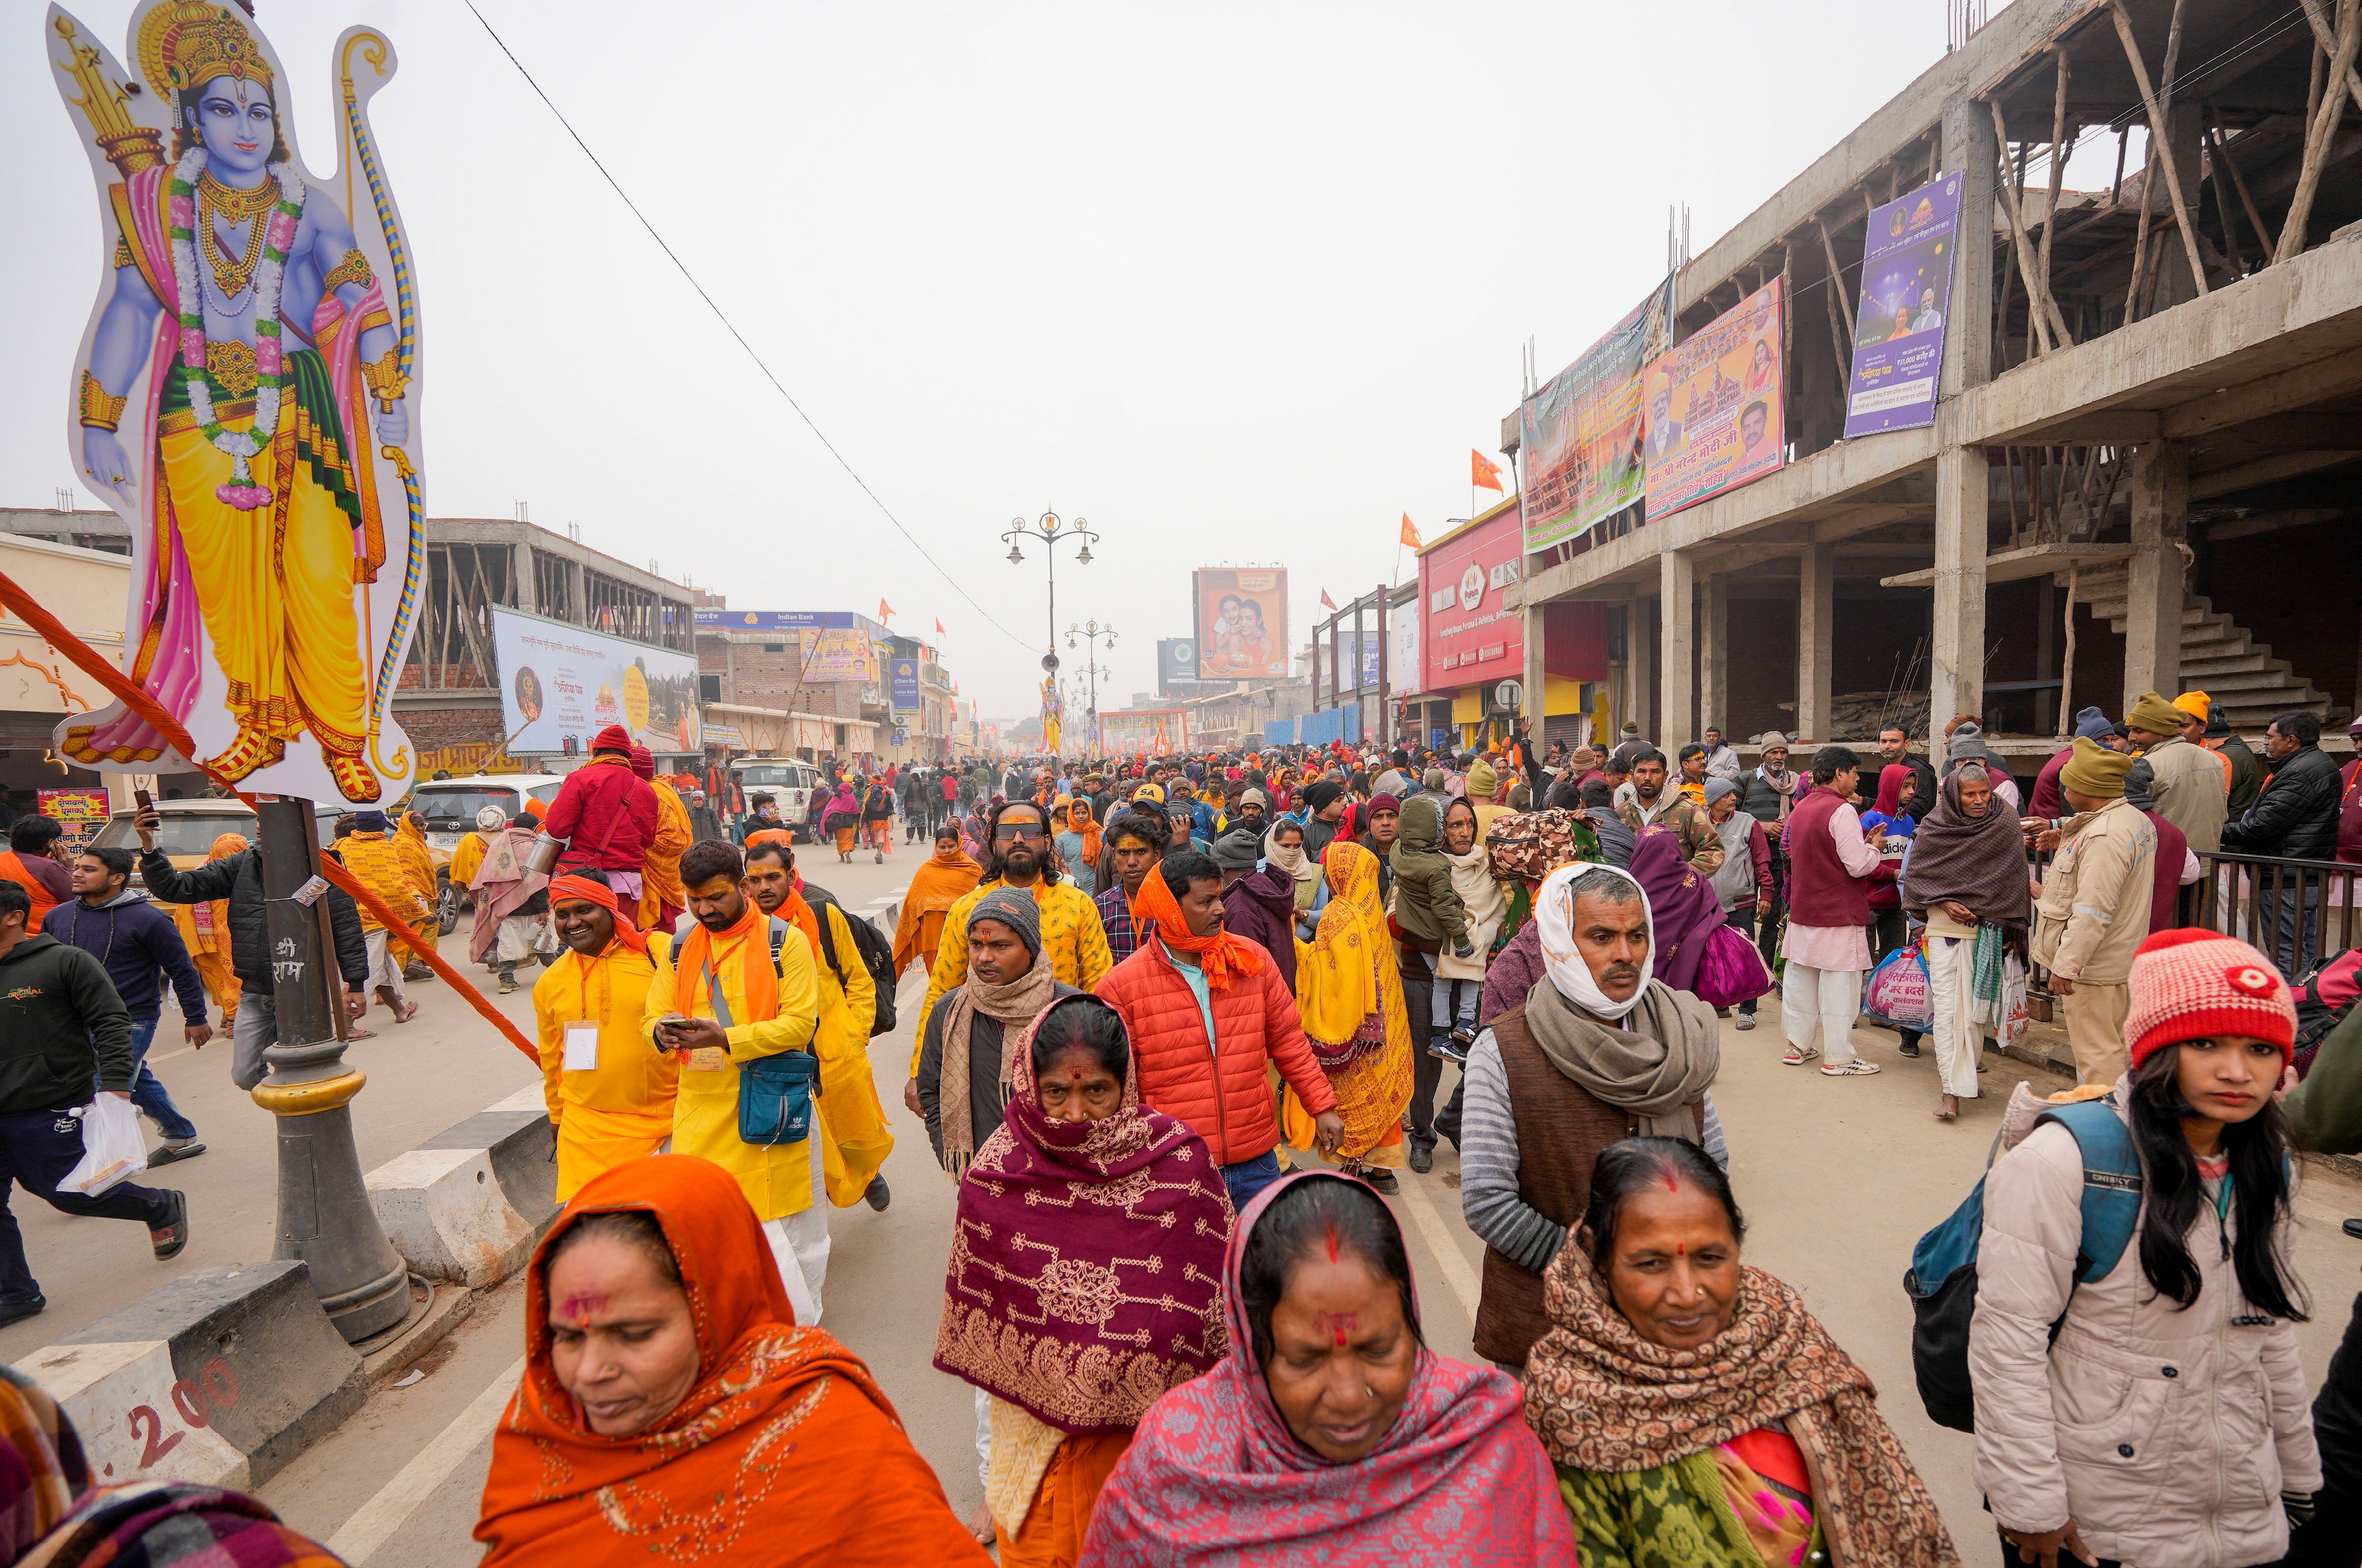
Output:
[1002, 510, 1098, 677]
[1065, 618, 1119, 732]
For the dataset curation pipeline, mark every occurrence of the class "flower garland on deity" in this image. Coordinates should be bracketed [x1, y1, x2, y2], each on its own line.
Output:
[165, 146, 306, 511]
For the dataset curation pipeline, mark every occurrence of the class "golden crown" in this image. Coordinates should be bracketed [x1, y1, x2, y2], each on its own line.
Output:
[137, 1, 274, 102]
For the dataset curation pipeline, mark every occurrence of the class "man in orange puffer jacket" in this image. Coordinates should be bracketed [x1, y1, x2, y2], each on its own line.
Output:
[1095, 849, 1341, 1211]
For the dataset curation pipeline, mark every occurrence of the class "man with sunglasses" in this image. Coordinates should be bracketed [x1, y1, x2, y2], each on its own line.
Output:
[906, 799, 1114, 1099]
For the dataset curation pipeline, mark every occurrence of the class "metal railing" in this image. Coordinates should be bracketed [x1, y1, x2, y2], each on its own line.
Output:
[2184, 850, 2362, 981]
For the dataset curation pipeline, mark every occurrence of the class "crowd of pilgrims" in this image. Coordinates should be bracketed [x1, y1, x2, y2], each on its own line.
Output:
[5, 719, 2351, 1568]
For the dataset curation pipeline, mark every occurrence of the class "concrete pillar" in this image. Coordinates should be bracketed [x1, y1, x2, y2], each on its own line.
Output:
[1659, 550, 1694, 752]
[2123, 441, 2189, 705]
[1796, 545, 1833, 742]
[1931, 447, 1989, 731]
[2151, 105, 2209, 310]
[1628, 598, 1653, 741]
[1701, 572, 1729, 739]
[512, 543, 536, 615]
[1930, 90, 1999, 739]
[1521, 590, 1548, 744]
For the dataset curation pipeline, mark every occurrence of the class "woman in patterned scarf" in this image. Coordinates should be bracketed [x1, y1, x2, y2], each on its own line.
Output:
[1523, 1138, 1957, 1568]
[1289, 842, 1413, 1193]
[1078, 1170, 1571, 1565]
[934, 994, 1231, 1567]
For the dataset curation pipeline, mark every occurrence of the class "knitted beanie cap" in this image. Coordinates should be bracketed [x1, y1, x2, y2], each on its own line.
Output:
[2124, 928, 2296, 1069]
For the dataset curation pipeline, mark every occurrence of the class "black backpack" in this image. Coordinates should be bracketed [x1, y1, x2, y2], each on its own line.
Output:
[802, 883, 899, 1037]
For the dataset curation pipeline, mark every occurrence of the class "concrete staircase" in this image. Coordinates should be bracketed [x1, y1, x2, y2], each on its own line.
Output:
[2061, 561, 2333, 730]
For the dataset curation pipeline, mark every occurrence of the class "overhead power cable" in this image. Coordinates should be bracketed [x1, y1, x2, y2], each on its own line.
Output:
[463, 2, 1034, 651]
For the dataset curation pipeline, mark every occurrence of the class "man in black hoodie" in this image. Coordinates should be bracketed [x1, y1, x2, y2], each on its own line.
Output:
[0, 881, 188, 1327]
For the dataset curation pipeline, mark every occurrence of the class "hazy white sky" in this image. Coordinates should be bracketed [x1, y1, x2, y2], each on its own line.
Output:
[4, 0, 1959, 722]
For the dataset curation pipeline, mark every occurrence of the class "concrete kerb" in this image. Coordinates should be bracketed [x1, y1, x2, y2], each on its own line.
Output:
[22, 1260, 363, 1492]
[365, 1084, 559, 1291]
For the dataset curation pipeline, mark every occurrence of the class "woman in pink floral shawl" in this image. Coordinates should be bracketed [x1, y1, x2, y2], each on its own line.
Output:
[1078, 1170, 1573, 1566]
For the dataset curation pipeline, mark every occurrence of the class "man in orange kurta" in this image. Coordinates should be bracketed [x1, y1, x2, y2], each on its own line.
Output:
[637, 779, 694, 932]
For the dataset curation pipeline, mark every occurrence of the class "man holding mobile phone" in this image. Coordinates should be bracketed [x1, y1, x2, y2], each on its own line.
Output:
[640, 841, 830, 1321]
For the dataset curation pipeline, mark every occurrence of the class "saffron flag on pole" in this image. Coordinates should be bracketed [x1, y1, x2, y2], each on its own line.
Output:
[1319, 588, 1337, 612]
[934, 617, 946, 634]
[1472, 450, 1505, 492]
[1399, 515, 1423, 550]
[878, 599, 896, 621]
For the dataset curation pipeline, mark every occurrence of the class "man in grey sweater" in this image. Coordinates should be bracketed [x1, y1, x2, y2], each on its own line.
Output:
[1457, 864, 1726, 1369]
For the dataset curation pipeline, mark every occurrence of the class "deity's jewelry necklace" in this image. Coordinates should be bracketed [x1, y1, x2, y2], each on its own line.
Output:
[199, 171, 274, 298]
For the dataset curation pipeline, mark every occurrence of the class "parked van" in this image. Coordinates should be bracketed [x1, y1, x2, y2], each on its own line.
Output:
[729, 756, 821, 840]
[405, 772, 566, 926]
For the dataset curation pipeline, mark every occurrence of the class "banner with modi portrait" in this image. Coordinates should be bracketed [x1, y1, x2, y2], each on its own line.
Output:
[1641, 277, 1786, 520]
[44, 1, 428, 805]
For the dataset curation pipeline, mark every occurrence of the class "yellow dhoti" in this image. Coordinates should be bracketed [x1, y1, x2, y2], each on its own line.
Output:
[816, 1049, 894, 1208]
[158, 392, 368, 761]
[554, 1105, 675, 1203]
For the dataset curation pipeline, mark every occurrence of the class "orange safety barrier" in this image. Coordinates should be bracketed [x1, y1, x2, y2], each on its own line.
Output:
[0, 570, 539, 1063]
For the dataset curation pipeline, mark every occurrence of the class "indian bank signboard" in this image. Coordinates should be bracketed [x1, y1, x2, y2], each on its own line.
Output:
[1419, 504, 1524, 694]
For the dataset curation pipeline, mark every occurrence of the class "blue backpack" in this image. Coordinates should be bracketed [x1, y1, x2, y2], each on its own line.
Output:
[1903, 1096, 2142, 1432]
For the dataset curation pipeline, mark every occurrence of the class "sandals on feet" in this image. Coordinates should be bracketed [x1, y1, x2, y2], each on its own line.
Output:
[1781, 1047, 1821, 1066]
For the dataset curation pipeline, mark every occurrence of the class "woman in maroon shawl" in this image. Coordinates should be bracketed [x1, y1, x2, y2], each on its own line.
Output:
[1625, 826, 1729, 996]
[935, 995, 1231, 1566]
[1078, 1171, 1572, 1566]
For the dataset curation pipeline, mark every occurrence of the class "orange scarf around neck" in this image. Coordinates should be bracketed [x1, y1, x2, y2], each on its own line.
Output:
[671, 900, 777, 1022]
[1131, 865, 1264, 992]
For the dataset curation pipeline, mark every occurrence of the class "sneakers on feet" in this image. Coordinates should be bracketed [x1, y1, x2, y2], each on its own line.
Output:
[0, 1294, 44, 1329]
[1735, 1015, 1756, 1030]
[150, 1190, 189, 1260]
[1427, 1033, 1470, 1064]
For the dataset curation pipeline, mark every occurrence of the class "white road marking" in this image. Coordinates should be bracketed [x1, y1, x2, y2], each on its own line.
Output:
[325, 1353, 525, 1565]
[1395, 1172, 1480, 1323]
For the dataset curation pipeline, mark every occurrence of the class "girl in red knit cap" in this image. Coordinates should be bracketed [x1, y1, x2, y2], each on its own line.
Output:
[1973, 928, 2319, 1568]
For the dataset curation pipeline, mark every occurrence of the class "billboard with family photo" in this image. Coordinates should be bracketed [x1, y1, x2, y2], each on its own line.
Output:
[1844, 172, 1962, 437]
[1642, 278, 1786, 520]
[1192, 569, 1289, 679]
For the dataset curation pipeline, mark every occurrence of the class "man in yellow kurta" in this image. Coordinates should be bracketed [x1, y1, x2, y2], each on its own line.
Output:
[907, 801, 1113, 1091]
[643, 840, 834, 1322]
[743, 838, 895, 1211]
[337, 811, 425, 1022]
[535, 873, 679, 1200]
[393, 811, 440, 970]
[636, 777, 694, 932]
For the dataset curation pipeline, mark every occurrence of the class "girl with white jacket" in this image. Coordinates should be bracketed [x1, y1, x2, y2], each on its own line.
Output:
[1971, 929, 2321, 1568]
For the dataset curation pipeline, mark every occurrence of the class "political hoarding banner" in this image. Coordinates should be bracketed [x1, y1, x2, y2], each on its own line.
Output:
[1192, 569, 1289, 679]
[1097, 709, 1190, 756]
[39, 789, 110, 853]
[490, 608, 701, 756]
[1642, 277, 1786, 521]
[1420, 505, 1525, 693]
[1844, 172, 1962, 437]
[890, 656, 921, 713]
[799, 628, 878, 682]
[1520, 277, 1677, 551]
[47, 4, 428, 805]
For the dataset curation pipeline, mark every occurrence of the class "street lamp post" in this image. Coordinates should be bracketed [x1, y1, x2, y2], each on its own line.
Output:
[1065, 619, 1119, 739]
[1003, 510, 1099, 754]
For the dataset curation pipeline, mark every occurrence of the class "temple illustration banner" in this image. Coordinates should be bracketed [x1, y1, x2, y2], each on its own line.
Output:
[44, 2, 426, 804]
[1519, 276, 1674, 551]
[1641, 277, 1785, 520]
[1843, 171, 1961, 438]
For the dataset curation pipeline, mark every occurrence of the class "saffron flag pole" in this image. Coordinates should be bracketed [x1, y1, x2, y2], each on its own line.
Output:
[1320, 588, 1337, 613]
[878, 598, 896, 622]
[1396, 513, 1422, 585]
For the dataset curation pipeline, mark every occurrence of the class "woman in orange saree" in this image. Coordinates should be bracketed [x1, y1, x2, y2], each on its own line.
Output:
[475, 1155, 988, 1568]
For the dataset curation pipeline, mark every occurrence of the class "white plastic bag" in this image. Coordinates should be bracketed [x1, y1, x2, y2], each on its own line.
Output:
[1999, 953, 2031, 1050]
[58, 1096, 147, 1199]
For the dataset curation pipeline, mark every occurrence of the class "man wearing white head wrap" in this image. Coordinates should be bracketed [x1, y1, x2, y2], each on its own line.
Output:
[1457, 861, 1727, 1370]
